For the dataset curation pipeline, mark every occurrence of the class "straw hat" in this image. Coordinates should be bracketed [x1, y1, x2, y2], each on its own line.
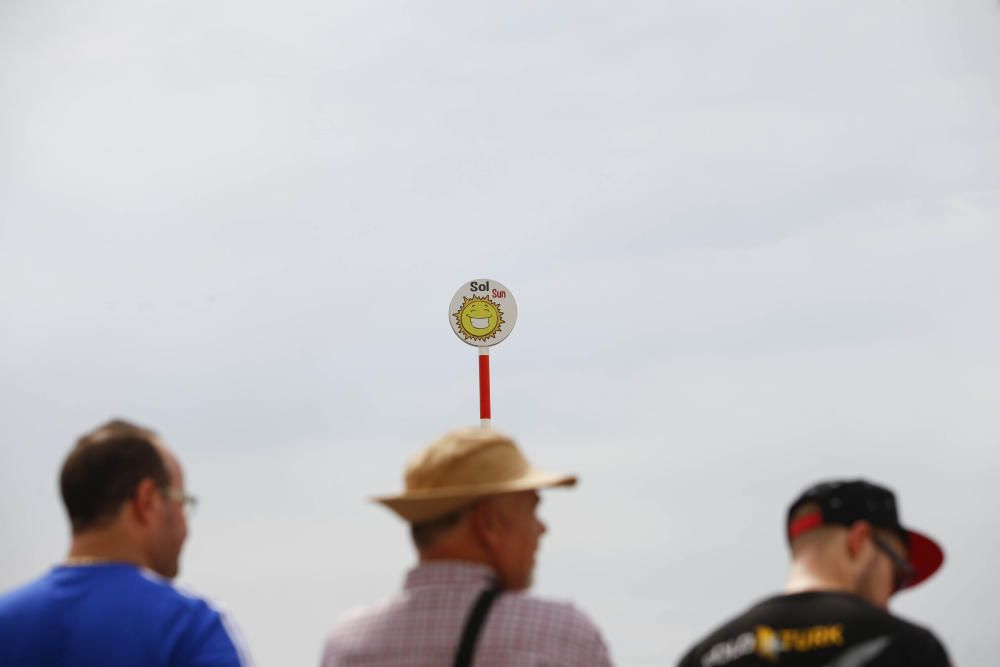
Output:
[374, 427, 577, 524]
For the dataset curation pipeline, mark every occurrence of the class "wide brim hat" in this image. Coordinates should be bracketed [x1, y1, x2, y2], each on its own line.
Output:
[374, 427, 577, 524]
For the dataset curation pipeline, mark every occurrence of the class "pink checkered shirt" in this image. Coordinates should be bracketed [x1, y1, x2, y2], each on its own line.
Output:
[321, 561, 613, 667]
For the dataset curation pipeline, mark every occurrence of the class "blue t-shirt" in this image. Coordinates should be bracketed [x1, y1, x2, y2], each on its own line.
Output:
[0, 563, 248, 667]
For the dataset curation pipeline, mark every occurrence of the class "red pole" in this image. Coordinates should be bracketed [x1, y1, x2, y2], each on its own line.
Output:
[478, 347, 491, 425]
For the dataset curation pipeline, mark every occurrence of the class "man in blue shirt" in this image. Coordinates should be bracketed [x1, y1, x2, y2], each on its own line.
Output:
[0, 419, 250, 667]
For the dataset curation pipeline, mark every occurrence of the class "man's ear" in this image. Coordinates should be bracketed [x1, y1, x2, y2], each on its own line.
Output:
[130, 478, 161, 526]
[846, 521, 872, 559]
[470, 500, 503, 549]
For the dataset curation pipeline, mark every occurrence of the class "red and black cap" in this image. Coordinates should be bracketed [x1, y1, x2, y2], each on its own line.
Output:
[786, 479, 944, 591]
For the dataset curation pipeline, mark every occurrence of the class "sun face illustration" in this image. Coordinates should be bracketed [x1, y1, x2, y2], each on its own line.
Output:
[454, 296, 504, 341]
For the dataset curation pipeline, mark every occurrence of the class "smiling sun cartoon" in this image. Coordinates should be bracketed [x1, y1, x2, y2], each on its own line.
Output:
[453, 296, 505, 341]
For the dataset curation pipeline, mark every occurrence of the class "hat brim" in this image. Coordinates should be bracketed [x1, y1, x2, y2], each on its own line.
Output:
[373, 469, 577, 524]
[902, 527, 944, 590]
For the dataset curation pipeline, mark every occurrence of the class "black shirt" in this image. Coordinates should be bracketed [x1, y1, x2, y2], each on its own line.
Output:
[677, 591, 950, 667]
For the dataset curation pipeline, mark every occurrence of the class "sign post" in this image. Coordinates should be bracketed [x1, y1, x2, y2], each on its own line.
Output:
[449, 279, 517, 427]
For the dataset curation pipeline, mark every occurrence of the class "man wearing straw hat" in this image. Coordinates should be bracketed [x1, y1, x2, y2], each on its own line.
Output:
[321, 427, 614, 667]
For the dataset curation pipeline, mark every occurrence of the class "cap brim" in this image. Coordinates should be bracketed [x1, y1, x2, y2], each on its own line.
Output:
[902, 527, 944, 590]
[373, 470, 577, 524]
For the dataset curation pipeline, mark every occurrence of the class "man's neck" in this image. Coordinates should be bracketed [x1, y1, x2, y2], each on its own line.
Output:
[418, 549, 493, 567]
[785, 556, 854, 596]
[67, 527, 147, 569]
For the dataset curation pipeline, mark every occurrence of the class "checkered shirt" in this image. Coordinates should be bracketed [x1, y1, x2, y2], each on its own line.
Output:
[322, 561, 613, 667]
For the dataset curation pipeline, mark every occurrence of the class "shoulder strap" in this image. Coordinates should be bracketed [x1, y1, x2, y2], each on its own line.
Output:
[452, 584, 503, 667]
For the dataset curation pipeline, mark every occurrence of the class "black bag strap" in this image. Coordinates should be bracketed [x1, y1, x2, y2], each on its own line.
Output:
[452, 584, 503, 667]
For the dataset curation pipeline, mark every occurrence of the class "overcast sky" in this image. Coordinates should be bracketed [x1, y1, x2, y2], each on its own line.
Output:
[2, 1, 999, 665]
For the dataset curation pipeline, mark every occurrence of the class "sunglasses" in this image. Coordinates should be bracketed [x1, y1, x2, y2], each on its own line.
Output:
[872, 533, 915, 590]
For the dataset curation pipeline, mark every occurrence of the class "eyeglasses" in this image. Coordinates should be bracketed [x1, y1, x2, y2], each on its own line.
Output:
[161, 487, 199, 515]
[872, 533, 914, 590]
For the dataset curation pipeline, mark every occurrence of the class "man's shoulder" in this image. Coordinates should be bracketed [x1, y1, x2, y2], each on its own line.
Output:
[883, 610, 941, 638]
[0, 573, 53, 618]
[142, 574, 249, 662]
[677, 598, 771, 667]
[328, 588, 600, 632]
[494, 590, 603, 635]
[883, 612, 950, 664]
[483, 591, 611, 665]
[0, 566, 246, 666]
[326, 595, 398, 638]
[76, 565, 224, 621]
[690, 590, 891, 634]
[135, 569, 219, 613]
[677, 592, 949, 667]
[324, 587, 609, 663]
[0, 565, 223, 624]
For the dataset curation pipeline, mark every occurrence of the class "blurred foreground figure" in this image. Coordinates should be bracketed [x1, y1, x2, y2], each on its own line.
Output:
[677, 479, 950, 667]
[321, 427, 613, 667]
[0, 419, 250, 667]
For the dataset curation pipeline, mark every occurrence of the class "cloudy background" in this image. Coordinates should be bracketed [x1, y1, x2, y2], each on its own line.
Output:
[2, 0, 999, 664]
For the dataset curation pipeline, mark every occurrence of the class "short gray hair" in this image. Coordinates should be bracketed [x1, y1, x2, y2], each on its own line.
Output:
[410, 508, 467, 549]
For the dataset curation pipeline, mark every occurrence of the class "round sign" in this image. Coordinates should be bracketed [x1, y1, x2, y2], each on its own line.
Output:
[448, 279, 517, 347]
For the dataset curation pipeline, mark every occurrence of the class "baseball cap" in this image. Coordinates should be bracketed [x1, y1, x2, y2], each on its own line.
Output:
[786, 479, 944, 590]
